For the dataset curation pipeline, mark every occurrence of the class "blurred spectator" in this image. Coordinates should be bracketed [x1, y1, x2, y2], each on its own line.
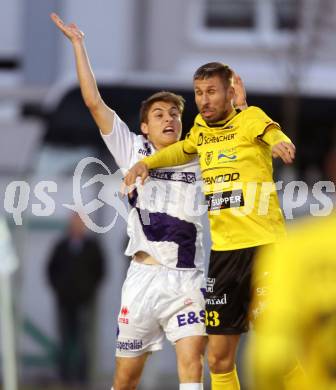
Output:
[247, 214, 336, 390]
[47, 213, 105, 386]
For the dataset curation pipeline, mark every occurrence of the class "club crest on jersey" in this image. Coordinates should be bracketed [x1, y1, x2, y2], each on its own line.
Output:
[119, 306, 129, 324]
[205, 151, 213, 166]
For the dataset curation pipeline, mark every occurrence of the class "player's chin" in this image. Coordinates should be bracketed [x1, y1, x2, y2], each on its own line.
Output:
[161, 132, 179, 144]
[201, 112, 219, 123]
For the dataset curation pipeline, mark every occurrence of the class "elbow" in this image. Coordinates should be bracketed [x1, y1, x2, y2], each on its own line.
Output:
[83, 96, 99, 110]
[82, 90, 101, 111]
[84, 96, 100, 111]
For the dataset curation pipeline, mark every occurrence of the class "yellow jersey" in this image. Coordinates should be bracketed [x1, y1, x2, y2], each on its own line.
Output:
[144, 106, 290, 250]
[249, 214, 336, 390]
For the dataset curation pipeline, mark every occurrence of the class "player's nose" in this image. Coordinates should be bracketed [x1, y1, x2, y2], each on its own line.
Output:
[200, 93, 210, 105]
[164, 114, 174, 123]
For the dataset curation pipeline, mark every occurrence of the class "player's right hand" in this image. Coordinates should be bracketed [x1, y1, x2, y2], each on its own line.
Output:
[124, 161, 149, 187]
[233, 73, 248, 110]
[50, 13, 84, 44]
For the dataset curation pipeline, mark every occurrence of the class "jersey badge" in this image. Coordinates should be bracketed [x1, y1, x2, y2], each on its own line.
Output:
[205, 151, 213, 166]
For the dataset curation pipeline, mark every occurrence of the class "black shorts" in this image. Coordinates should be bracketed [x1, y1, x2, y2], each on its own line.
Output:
[205, 247, 258, 335]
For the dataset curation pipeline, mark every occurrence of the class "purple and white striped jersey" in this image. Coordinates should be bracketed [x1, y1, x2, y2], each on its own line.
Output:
[101, 113, 205, 270]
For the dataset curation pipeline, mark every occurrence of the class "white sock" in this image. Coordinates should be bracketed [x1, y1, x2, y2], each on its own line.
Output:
[179, 384, 203, 390]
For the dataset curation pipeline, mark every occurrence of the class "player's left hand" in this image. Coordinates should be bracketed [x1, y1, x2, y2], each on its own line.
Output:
[272, 142, 296, 164]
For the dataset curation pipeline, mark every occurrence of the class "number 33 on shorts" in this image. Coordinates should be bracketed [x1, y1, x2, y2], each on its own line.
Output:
[205, 310, 221, 327]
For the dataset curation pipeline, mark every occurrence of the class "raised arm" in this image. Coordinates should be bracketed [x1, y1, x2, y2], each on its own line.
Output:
[50, 13, 114, 135]
[233, 73, 248, 111]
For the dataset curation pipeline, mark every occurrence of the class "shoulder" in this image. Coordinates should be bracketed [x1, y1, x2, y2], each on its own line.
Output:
[240, 106, 269, 119]
[238, 106, 276, 132]
[107, 112, 128, 134]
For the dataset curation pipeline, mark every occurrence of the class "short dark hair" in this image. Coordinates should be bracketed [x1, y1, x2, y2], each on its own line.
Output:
[193, 62, 234, 88]
[140, 91, 185, 124]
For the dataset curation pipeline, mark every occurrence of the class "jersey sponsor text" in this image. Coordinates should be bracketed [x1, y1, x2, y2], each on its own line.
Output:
[206, 190, 244, 211]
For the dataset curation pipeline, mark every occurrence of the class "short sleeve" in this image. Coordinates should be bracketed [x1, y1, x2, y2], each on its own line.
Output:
[100, 114, 136, 169]
[244, 107, 281, 143]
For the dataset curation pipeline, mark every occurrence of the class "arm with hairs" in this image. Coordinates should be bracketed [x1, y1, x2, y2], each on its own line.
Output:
[50, 13, 114, 135]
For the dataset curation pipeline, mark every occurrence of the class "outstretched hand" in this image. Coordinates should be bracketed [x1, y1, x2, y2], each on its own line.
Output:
[272, 142, 296, 164]
[124, 161, 149, 188]
[50, 13, 84, 43]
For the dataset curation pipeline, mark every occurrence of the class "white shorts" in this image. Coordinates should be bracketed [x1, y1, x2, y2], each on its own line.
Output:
[115, 261, 206, 357]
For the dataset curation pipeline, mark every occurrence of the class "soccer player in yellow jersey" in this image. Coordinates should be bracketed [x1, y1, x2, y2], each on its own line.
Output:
[125, 62, 296, 390]
[248, 214, 336, 390]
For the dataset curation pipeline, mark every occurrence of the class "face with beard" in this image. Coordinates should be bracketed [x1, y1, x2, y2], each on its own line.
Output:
[194, 75, 235, 124]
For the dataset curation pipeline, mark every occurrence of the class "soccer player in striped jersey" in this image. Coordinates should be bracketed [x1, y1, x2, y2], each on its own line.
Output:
[125, 62, 296, 390]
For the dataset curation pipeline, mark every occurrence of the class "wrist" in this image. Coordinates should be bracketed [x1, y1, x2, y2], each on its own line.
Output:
[234, 102, 248, 111]
[72, 40, 84, 49]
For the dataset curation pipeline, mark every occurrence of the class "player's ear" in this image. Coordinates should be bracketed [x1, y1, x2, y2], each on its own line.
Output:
[141, 122, 149, 135]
